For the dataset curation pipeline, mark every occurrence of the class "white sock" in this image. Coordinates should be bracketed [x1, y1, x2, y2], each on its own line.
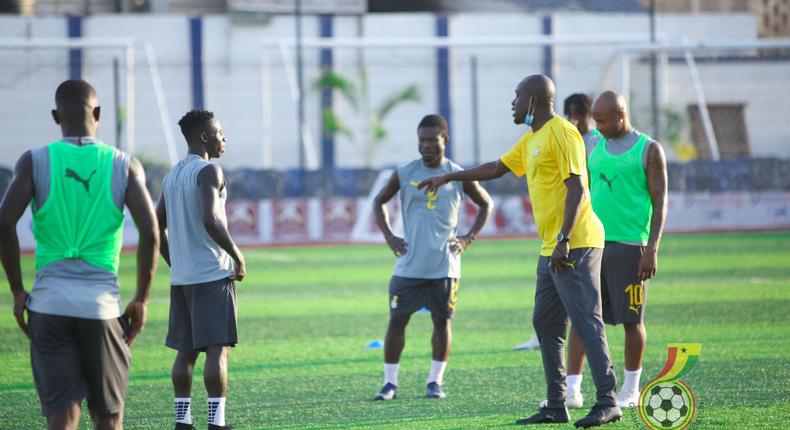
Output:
[427, 360, 448, 385]
[566, 374, 583, 395]
[384, 363, 399, 386]
[622, 368, 642, 394]
[207, 397, 226, 426]
[174, 397, 192, 424]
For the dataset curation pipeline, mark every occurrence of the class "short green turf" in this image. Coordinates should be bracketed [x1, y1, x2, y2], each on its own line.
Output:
[1, 232, 789, 429]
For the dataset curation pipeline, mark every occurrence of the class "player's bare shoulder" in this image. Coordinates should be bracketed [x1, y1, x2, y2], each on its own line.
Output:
[127, 155, 144, 179]
[646, 138, 667, 171]
[14, 150, 34, 175]
[198, 162, 224, 189]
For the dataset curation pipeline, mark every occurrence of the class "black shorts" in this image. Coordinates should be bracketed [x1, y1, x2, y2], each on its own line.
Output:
[29, 311, 130, 416]
[388, 276, 459, 319]
[166, 277, 238, 352]
[601, 242, 649, 325]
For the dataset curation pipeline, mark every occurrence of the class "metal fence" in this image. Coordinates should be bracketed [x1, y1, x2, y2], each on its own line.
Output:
[2, 36, 790, 199]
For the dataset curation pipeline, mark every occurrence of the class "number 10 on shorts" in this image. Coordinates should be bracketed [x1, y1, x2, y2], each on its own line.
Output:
[625, 283, 644, 313]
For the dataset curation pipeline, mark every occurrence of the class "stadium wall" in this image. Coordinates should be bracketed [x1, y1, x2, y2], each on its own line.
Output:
[13, 191, 790, 251]
[4, 12, 787, 172]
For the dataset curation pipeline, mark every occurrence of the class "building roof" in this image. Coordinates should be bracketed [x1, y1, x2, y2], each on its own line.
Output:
[369, 0, 646, 13]
[511, 0, 645, 12]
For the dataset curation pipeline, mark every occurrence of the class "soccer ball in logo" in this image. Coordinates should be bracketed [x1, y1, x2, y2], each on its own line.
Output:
[643, 383, 690, 428]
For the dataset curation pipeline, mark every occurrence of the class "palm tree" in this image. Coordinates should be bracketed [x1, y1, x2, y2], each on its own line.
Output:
[313, 69, 421, 167]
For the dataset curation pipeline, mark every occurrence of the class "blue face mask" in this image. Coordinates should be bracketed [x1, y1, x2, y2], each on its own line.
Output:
[524, 96, 536, 128]
[524, 114, 534, 128]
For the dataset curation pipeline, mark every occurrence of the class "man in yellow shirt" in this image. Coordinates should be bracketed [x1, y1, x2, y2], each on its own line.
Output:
[419, 75, 620, 428]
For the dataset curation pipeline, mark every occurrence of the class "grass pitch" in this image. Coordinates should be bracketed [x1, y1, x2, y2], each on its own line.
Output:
[1, 232, 789, 429]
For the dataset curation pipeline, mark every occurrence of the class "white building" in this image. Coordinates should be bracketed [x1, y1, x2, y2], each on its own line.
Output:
[0, 11, 786, 170]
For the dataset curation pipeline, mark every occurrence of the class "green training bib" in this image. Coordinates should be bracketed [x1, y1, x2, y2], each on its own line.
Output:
[588, 134, 652, 243]
[32, 141, 125, 273]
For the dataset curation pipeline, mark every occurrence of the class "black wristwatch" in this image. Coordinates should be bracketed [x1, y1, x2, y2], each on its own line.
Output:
[556, 232, 570, 243]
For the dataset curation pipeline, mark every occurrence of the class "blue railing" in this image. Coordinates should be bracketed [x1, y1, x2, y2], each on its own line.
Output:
[2, 158, 789, 201]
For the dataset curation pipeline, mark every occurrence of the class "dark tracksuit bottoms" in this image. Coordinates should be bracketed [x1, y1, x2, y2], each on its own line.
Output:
[533, 247, 617, 408]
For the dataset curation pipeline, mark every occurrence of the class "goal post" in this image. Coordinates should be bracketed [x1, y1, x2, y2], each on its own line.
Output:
[257, 33, 653, 173]
[0, 38, 136, 161]
[617, 38, 790, 161]
[258, 34, 790, 170]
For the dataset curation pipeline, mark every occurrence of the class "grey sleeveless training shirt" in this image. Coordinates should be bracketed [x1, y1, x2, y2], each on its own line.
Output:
[392, 158, 465, 279]
[162, 154, 234, 285]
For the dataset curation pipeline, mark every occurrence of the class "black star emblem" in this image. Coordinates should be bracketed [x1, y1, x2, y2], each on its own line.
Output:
[681, 347, 687, 354]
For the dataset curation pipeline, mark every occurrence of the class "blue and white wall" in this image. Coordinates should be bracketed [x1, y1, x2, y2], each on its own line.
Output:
[2, 12, 785, 171]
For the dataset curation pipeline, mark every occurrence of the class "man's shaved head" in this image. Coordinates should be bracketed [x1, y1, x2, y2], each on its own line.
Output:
[55, 79, 98, 112]
[52, 79, 101, 137]
[593, 90, 627, 116]
[592, 90, 630, 138]
[517, 74, 556, 106]
[511, 74, 556, 126]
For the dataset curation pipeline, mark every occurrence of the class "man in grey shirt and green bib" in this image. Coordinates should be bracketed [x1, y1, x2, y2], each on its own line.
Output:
[560, 90, 668, 409]
[372, 114, 492, 401]
[0, 79, 159, 430]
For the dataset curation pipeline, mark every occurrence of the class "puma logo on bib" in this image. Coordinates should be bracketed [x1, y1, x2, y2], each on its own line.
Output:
[599, 173, 618, 192]
[65, 168, 97, 195]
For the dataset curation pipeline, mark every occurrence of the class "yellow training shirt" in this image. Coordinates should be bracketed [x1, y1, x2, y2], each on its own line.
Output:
[500, 116, 604, 256]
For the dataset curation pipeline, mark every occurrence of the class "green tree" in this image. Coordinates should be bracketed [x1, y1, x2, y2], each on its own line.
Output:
[313, 69, 421, 166]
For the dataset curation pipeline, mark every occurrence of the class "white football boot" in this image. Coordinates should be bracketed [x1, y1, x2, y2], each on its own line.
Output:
[615, 390, 641, 408]
[513, 335, 541, 351]
[539, 391, 584, 409]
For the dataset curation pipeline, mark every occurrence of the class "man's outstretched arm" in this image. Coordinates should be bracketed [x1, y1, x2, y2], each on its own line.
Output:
[418, 160, 511, 194]
[0, 151, 35, 337]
